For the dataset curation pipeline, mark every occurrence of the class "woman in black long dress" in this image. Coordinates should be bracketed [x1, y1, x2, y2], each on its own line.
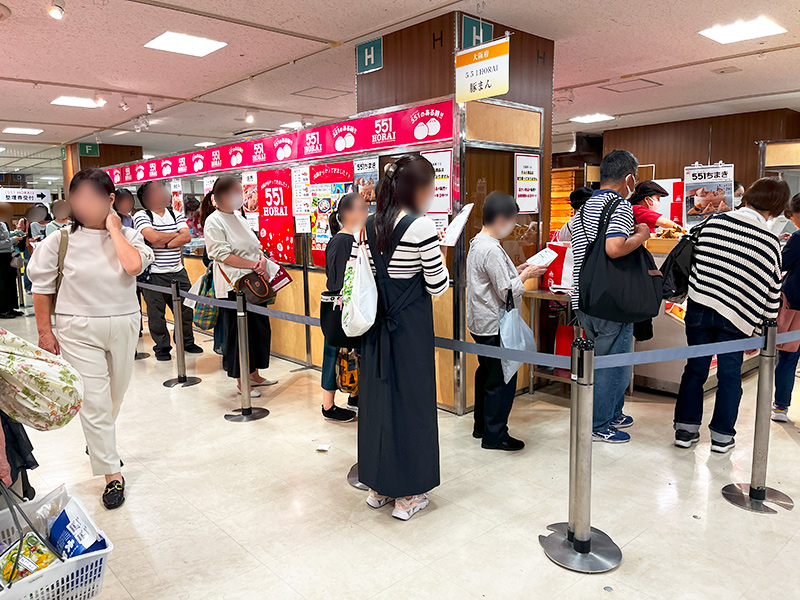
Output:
[359, 155, 449, 521]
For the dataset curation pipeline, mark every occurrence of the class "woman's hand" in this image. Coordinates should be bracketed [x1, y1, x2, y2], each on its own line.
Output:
[520, 264, 547, 282]
[38, 331, 60, 355]
[106, 209, 122, 233]
[253, 256, 268, 277]
[516, 263, 528, 274]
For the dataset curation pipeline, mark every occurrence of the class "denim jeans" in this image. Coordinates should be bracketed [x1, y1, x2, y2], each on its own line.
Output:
[674, 299, 747, 442]
[576, 311, 633, 432]
[774, 348, 800, 409]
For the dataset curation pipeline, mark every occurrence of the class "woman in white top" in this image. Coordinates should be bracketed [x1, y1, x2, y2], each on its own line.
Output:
[201, 176, 277, 397]
[359, 155, 449, 521]
[28, 169, 153, 510]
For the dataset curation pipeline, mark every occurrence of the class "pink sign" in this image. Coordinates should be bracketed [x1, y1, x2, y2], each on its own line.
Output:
[258, 169, 295, 264]
[106, 100, 454, 185]
[108, 168, 122, 185]
[310, 161, 354, 185]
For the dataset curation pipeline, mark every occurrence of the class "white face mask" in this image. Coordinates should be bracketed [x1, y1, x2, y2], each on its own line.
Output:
[229, 195, 244, 210]
[647, 196, 660, 210]
[625, 175, 635, 200]
[733, 194, 743, 208]
[498, 221, 516, 239]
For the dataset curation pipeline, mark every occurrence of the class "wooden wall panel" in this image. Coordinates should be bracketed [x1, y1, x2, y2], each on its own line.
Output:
[78, 144, 142, 171]
[465, 102, 542, 147]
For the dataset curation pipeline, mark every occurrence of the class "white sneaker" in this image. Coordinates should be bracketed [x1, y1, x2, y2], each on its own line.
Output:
[251, 378, 278, 387]
[392, 494, 429, 520]
[237, 387, 261, 398]
[366, 491, 393, 509]
[772, 404, 789, 422]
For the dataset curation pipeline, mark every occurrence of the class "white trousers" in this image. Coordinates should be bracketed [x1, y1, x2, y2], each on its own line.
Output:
[55, 313, 139, 476]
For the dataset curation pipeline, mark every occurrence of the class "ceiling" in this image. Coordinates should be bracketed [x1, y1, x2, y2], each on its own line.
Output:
[0, 0, 798, 183]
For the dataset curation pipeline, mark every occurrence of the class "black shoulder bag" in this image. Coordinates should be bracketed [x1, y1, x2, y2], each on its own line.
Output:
[660, 220, 709, 303]
[578, 198, 663, 323]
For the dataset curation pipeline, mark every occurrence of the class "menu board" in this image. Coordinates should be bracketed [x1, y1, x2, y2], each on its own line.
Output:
[258, 169, 295, 264]
[309, 162, 354, 267]
[353, 157, 380, 203]
[291, 166, 312, 215]
[242, 171, 259, 230]
[683, 163, 734, 229]
[170, 180, 183, 214]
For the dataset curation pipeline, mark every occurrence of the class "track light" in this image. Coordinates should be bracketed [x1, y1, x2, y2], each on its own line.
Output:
[48, 0, 65, 20]
[119, 98, 130, 111]
[133, 119, 141, 134]
[245, 111, 254, 124]
[95, 134, 102, 145]
[146, 101, 154, 115]
[94, 93, 107, 107]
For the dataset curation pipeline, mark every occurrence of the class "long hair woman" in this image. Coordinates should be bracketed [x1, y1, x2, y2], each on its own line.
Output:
[27, 168, 154, 509]
[359, 154, 449, 521]
[202, 176, 276, 396]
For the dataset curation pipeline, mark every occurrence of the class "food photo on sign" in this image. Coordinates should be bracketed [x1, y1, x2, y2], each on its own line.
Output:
[308, 162, 354, 266]
[683, 163, 734, 228]
[258, 169, 295, 264]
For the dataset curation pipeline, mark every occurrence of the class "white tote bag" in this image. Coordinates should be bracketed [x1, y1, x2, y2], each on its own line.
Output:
[499, 291, 537, 384]
[341, 232, 378, 337]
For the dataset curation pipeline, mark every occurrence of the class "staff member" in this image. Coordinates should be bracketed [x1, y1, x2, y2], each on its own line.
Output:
[467, 191, 544, 451]
[202, 176, 277, 396]
[28, 168, 154, 509]
[630, 181, 681, 232]
[134, 181, 203, 360]
[359, 155, 449, 521]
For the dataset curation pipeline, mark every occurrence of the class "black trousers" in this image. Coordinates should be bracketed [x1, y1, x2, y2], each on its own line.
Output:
[141, 269, 195, 355]
[473, 333, 517, 446]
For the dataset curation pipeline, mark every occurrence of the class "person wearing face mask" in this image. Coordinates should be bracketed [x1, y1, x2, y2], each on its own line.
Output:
[358, 154, 449, 521]
[134, 181, 203, 361]
[571, 150, 650, 444]
[467, 191, 546, 450]
[202, 176, 277, 397]
[733, 181, 745, 209]
[27, 169, 154, 509]
[630, 181, 680, 233]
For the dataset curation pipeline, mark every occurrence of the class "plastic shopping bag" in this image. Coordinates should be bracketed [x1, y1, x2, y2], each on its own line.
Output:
[499, 292, 536, 384]
[0, 328, 82, 431]
[341, 233, 377, 337]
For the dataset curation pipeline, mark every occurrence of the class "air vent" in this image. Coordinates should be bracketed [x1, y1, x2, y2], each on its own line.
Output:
[711, 66, 743, 75]
[598, 79, 663, 93]
[291, 87, 351, 100]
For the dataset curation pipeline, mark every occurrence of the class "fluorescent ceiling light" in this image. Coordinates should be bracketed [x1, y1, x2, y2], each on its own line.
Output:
[0, 147, 5, 153]
[280, 121, 303, 129]
[142, 154, 155, 159]
[144, 31, 227, 57]
[2, 127, 44, 135]
[699, 16, 787, 44]
[569, 114, 615, 124]
[194, 142, 215, 147]
[51, 95, 99, 109]
[43, 176, 61, 180]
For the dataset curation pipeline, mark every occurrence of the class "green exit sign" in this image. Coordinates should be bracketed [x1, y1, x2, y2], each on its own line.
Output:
[462, 15, 494, 49]
[78, 142, 100, 157]
[60, 147, 67, 161]
[356, 38, 383, 74]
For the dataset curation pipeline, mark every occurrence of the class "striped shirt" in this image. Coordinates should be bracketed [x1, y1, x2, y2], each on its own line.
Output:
[133, 208, 188, 273]
[689, 208, 782, 336]
[571, 189, 634, 309]
[356, 213, 450, 297]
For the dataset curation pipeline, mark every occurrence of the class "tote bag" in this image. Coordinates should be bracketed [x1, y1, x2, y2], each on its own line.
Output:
[191, 268, 219, 330]
[341, 230, 377, 337]
[578, 198, 663, 323]
[499, 291, 537, 384]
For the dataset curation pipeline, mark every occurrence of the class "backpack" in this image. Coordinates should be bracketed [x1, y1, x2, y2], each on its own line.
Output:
[136, 207, 178, 283]
[578, 197, 663, 323]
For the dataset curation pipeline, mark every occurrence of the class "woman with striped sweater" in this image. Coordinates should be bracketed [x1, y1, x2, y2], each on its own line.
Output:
[674, 177, 790, 453]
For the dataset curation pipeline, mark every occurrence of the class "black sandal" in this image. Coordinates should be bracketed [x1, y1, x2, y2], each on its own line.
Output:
[102, 477, 125, 510]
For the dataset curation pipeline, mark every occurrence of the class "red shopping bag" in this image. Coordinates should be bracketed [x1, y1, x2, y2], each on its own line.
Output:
[542, 242, 573, 290]
[554, 324, 580, 379]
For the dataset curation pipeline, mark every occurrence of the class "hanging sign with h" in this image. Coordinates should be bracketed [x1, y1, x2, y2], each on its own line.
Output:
[356, 38, 383, 74]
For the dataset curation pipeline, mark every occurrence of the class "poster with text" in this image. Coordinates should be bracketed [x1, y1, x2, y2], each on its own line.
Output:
[258, 169, 295, 264]
[421, 149, 453, 214]
[242, 171, 259, 230]
[203, 176, 216, 195]
[291, 166, 312, 215]
[515, 153, 540, 214]
[170, 180, 183, 214]
[309, 162, 354, 267]
[353, 156, 379, 203]
[683, 164, 734, 229]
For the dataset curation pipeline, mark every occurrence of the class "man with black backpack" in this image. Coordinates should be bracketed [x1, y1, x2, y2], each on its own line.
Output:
[134, 181, 203, 361]
[572, 150, 651, 443]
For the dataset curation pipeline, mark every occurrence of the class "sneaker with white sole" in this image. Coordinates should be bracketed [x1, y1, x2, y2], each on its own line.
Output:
[392, 494, 429, 520]
[366, 491, 393, 509]
[674, 429, 700, 448]
[251, 378, 278, 387]
[321, 404, 356, 423]
[711, 438, 735, 454]
[772, 404, 789, 422]
[237, 387, 261, 398]
[592, 427, 630, 443]
[611, 414, 634, 429]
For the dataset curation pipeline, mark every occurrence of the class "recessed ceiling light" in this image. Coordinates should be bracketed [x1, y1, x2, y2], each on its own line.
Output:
[245, 111, 255, 124]
[94, 93, 107, 107]
[699, 16, 787, 44]
[2, 127, 44, 135]
[142, 154, 155, 159]
[194, 142, 215, 147]
[280, 121, 303, 129]
[50, 95, 98, 109]
[569, 114, 615, 124]
[144, 31, 227, 57]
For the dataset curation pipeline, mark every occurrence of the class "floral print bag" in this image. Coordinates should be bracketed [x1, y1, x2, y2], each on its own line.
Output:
[0, 328, 83, 431]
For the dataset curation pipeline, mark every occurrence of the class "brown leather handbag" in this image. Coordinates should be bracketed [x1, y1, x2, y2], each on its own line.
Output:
[218, 264, 276, 305]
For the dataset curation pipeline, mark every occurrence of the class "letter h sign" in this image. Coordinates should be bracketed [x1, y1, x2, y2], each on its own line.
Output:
[357, 38, 383, 74]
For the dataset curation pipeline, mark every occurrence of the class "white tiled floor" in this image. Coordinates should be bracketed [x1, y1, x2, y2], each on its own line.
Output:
[6, 313, 800, 600]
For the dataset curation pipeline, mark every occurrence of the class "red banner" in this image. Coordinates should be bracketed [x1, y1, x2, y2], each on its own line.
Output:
[258, 169, 294, 264]
[106, 100, 453, 184]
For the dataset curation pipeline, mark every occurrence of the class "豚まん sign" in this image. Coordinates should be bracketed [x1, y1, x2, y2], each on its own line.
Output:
[455, 37, 509, 103]
[106, 101, 454, 184]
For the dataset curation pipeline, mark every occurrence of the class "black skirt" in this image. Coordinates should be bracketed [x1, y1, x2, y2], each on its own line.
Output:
[0, 254, 19, 313]
[220, 291, 271, 379]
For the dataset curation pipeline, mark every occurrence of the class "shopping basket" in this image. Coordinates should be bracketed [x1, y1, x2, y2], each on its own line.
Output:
[0, 488, 113, 600]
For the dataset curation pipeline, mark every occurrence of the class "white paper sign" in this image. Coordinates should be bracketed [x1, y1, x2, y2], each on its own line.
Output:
[427, 213, 449, 232]
[291, 166, 312, 215]
[203, 176, 216, 195]
[421, 149, 452, 214]
[0, 188, 44, 203]
[295, 215, 312, 234]
[455, 37, 510, 103]
[515, 153, 540, 214]
[683, 163, 734, 228]
[241, 171, 259, 230]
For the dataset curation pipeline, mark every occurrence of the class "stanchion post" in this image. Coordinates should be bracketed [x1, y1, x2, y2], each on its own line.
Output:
[224, 292, 269, 422]
[539, 338, 622, 573]
[163, 279, 201, 388]
[722, 319, 794, 513]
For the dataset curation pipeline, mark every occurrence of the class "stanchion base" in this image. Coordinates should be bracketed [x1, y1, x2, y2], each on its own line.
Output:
[539, 522, 622, 574]
[163, 376, 202, 388]
[134, 351, 150, 360]
[347, 463, 368, 490]
[721, 483, 794, 514]
[290, 365, 314, 373]
[224, 407, 269, 422]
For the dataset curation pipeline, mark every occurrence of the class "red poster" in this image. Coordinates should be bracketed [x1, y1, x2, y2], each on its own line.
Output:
[258, 169, 295, 264]
[308, 162, 354, 266]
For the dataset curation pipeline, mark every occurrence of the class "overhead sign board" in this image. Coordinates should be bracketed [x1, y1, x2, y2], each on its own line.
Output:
[78, 143, 100, 157]
[462, 15, 494, 49]
[455, 37, 510, 103]
[356, 38, 383, 74]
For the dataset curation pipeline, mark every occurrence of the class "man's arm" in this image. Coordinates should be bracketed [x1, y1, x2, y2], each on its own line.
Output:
[166, 229, 191, 248]
[139, 227, 179, 246]
[606, 223, 650, 259]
